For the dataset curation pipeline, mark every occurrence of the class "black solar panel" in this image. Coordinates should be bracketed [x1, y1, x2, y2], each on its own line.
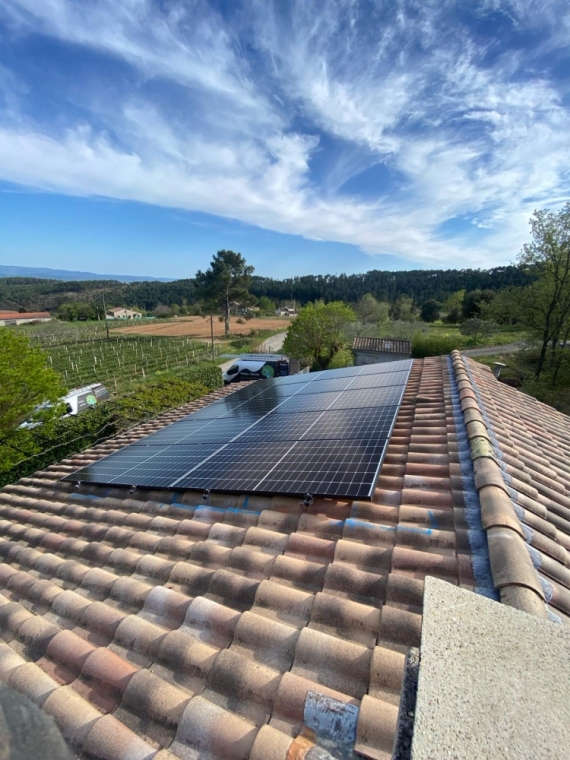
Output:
[65, 359, 413, 499]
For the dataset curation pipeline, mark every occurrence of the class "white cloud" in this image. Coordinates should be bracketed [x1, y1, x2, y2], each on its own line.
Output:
[0, 0, 569, 269]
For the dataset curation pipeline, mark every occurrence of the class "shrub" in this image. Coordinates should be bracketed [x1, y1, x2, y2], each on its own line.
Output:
[459, 319, 499, 343]
[327, 348, 354, 369]
[176, 362, 223, 390]
[0, 372, 220, 487]
[412, 332, 461, 358]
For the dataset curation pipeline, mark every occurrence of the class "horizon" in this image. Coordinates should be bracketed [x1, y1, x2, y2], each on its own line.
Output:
[1, 1, 569, 278]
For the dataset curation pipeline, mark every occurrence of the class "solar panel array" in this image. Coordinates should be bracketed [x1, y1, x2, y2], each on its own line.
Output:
[64, 358, 412, 500]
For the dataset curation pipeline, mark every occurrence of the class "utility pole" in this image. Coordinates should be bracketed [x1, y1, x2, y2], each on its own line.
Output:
[210, 313, 215, 362]
[101, 291, 110, 340]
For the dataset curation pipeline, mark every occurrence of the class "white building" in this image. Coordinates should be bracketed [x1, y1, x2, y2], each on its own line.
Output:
[0, 311, 52, 326]
[105, 307, 142, 320]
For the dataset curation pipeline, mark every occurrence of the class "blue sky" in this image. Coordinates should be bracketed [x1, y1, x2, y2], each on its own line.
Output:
[0, 1, 569, 279]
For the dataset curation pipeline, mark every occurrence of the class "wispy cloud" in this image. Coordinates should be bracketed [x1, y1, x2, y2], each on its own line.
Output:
[0, 0, 569, 268]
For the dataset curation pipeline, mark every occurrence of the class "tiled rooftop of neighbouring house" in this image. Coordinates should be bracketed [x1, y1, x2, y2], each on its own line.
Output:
[352, 337, 412, 355]
[0, 355, 568, 760]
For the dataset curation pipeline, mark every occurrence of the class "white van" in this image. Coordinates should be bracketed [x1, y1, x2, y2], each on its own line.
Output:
[222, 357, 290, 384]
[20, 383, 110, 428]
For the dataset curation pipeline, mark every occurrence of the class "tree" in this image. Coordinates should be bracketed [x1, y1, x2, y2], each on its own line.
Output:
[461, 289, 495, 320]
[355, 294, 390, 325]
[459, 318, 498, 343]
[514, 204, 570, 379]
[390, 296, 417, 322]
[282, 301, 356, 370]
[327, 348, 354, 370]
[420, 299, 440, 323]
[258, 296, 276, 314]
[195, 250, 254, 337]
[481, 289, 519, 325]
[0, 329, 66, 442]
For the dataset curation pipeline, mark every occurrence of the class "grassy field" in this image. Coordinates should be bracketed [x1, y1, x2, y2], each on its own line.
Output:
[378, 321, 528, 348]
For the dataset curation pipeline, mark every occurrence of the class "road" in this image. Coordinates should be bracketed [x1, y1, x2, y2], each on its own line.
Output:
[461, 341, 529, 357]
[260, 331, 287, 353]
[219, 332, 288, 374]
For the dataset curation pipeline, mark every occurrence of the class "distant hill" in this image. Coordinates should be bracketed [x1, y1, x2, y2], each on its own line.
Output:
[0, 265, 173, 283]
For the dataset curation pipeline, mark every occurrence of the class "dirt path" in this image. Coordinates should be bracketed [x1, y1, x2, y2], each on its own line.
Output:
[114, 316, 292, 338]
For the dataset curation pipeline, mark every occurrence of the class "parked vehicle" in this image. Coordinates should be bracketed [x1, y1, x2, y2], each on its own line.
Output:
[222, 355, 290, 384]
[20, 383, 110, 428]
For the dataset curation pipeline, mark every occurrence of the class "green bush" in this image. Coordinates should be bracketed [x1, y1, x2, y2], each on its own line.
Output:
[176, 362, 223, 390]
[0, 374, 217, 487]
[412, 332, 461, 358]
[327, 348, 355, 369]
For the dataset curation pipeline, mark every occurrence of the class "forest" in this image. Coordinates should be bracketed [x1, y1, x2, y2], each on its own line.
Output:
[0, 265, 532, 314]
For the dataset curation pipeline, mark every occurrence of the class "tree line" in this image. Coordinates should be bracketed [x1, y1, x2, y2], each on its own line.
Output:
[0, 265, 532, 316]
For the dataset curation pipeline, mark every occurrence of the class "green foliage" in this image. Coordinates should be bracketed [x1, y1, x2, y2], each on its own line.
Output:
[282, 301, 356, 370]
[0, 267, 534, 317]
[459, 319, 499, 343]
[176, 362, 223, 389]
[411, 331, 461, 358]
[258, 296, 276, 314]
[481, 288, 518, 325]
[514, 203, 570, 380]
[0, 277, 197, 314]
[195, 250, 254, 336]
[355, 294, 390, 325]
[442, 290, 465, 313]
[57, 302, 106, 321]
[420, 299, 440, 323]
[250, 267, 532, 307]
[327, 348, 354, 370]
[461, 289, 495, 319]
[390, 296, 418, 322]
[0, 328, 66, 441]
[443, 307, 461, 324]
[0, 375, 214, 487]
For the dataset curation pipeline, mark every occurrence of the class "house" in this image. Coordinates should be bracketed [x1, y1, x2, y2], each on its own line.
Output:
[353, 335, 411, 364]
[0, 310, 52, 326]
[105, 307, 142, 320]
[228, 302, 258, 317]
[275, 306, 296, 316]
[0, 352, 568, 759]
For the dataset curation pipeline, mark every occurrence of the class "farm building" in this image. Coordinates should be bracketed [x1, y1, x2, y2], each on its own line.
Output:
[353, 335, 411, 365]
[0, 310, 52, 326]
[105, 307, 142, 320]
[0, 352, 568, 758]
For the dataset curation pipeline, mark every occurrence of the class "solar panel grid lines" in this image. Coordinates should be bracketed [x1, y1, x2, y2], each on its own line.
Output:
[64, 358, 413, 499]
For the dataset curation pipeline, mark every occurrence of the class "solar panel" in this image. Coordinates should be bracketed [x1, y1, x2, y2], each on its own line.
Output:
[65, 358, 412, 500]
[271, 385, 404, 413]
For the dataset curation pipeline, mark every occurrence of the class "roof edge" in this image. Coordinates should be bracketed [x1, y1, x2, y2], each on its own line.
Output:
[450, 351, 549, 619]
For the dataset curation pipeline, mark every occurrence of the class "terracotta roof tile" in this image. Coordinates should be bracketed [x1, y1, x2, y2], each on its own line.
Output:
[352, 336, 412, 354]
[1, 364, 568, 756]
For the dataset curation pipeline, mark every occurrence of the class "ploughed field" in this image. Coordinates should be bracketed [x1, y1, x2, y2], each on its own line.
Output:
[115, 315, 291, 337]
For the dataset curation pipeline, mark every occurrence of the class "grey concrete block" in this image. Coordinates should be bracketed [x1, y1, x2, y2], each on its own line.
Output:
[412, 577, 570, 760]
[0, 683, 71, 760]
